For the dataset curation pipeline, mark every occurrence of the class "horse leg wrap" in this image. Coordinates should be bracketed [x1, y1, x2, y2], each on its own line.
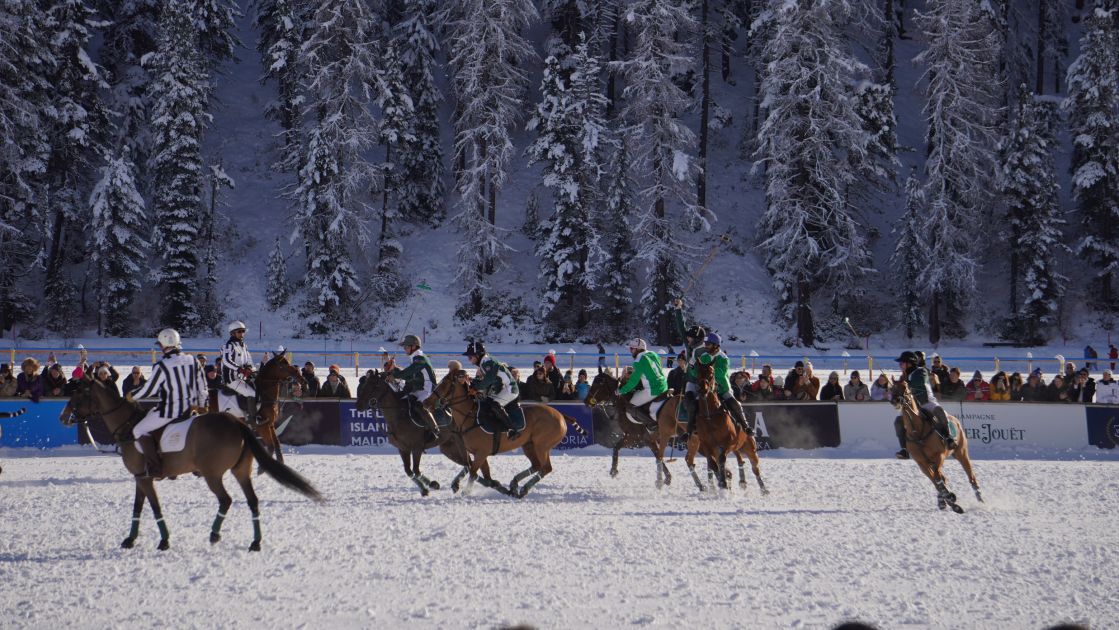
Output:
[128, 516, 141, 540]
[411, 473, 429, 495]
[211, 510, 227, 536]
[519, 472, 543, 497]
[450, 467, 468, 492]
[252, 515, 262, 542]
[689, 465, 705, 491]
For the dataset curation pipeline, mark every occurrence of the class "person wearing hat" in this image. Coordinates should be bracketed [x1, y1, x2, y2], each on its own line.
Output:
[0, 363, 17, 397]
[844, 371, 870, 401]
[695, 333, 752, 436]
[300, 361, 320, 397]
[127, 328, 208, 478]
[1096, 370, 1119, 404]
[938, 367, 967, 402]
[463, 341, 523, 437]
[1068, 368, 1096, 403]
[218, 320, 258, 422]
[965, 370, 990, 401]
[541, 353, 563, 399]
[384, 334, 441, 437]
[43, 363, 68, 397]
[893, 350, 955, 459]
[1019, 369, 1047, 401]
[16, 357, 43, 403]
[671, 297, 708, 430]
[617, 338, 669, 431]
[783, 361, 806, 399]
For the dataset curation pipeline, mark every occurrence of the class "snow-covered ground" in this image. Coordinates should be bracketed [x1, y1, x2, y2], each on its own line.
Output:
[0, 450, 1114, 629]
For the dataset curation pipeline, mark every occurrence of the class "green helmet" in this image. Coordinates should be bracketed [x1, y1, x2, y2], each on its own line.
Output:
[399, 334, 422, 348]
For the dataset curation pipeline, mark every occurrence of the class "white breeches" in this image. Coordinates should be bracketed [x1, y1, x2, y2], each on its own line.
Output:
[921, 401, 940, 413]
[226, 379, 254, 397]
[685, 382, 697, 395]
[491, 388, 517, 407]
[630, 388, 654, 408]
[134, 408, 174, 438]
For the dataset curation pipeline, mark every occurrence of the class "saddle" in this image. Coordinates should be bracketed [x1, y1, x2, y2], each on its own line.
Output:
[477, 399, 526, 435]
[919, 407, 958, 442]
[134, 416, 196, 455]
[404, 394, 451, 430]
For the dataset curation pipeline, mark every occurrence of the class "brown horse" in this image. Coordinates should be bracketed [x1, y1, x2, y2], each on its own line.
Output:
[61, 377, 322, 551]
[891, 379, 982, 513]
[431, 369, 585, 498]
[355, 370, 473, 496]
[685, 362, 760, 492]
[584, 370, 686, 488]
[253, 354, 306, 463]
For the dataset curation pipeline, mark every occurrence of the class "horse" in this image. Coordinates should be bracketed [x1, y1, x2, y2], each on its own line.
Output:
[890, 379, 982, 513]
[583, 370, 686, 488]
[60, 377, 322, 551]
[252, 353, 306, 463]
[685, 362, 762, 492]
[431, 368, 586, 498]
[354, 370, 473, 496]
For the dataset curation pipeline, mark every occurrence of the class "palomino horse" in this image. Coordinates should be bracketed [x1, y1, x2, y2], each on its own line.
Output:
[253, 354, 306, 463]
[584, 371, 686, 488]
[685, 362, 765, 492]
[891, 379, 982, 513]
[61, 378, 322, 551]
[355, 370, 473, 496]
[431, 369, 586, 498]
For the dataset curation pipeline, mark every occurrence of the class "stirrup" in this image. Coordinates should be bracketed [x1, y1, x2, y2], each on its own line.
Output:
[895, 449, 910, 460]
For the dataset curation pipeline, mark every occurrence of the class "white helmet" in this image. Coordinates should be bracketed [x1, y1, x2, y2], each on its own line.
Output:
[275, 345, 286, 356]
[628, 338, 647, 351]
[228, 320, 247, 334]
[156, 328, 181, 349]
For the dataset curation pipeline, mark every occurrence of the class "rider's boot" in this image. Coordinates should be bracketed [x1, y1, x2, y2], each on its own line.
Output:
[137, 435, 162, 478]
[722, 396, 750, 435]
[414, 399, 441, 440]
[894, 416, 909, 460]
[244, 396, 259, 424]
[934, 407, 957, 450]
[682, 392, 698, 439]
[630, 404, 658, 432]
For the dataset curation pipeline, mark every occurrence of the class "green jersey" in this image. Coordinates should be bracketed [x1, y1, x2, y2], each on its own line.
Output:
[391, 350, 437, 398]
[698, 351, 731, 397]
[619, 350, 669, 397]
[471, 356, 519, 397]
[673, 307, 704, 383]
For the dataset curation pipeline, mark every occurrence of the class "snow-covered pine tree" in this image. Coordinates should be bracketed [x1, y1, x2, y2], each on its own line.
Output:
[293, 0, 381, 333]
[371, 37, 413, 305]
[193, 0, 243, 71]
[445, 0, 537, 318]
[614, 0, 707, 344]
[42, 0, 112, 323]
[754, 0, 872, 347]
[999, 89, 1065, 343]
[197, 162, 233, 333]
[1064, 1, 1119, 309]
[914, 0, 1003, 343]
[148, 0, 211, 331]
[852, 80, 899, 197]
[396, 0, 445, 226]
[0, 0, 53, 331]
[528, 36, 608, 335]
[892, 173, 925, 340]
[1034, 0, 1068, 94]
[253, 0, 306, 168]
[89, 150, 149, 336]
[522, 191, 541, 240]
[595, 136, 637, 337]
[265, 237, 290, 309]
[99, 0, 161, 172]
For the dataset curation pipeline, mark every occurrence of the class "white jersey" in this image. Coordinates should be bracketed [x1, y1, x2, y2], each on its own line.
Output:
[132, 350, 208, 419]
[220, 337, 253, 384]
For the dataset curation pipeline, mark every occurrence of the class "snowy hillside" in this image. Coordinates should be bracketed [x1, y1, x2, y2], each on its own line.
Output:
[1, 0, 1115, 350]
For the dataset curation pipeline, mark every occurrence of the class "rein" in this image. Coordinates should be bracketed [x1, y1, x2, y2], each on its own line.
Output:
[898, 389, 935, 444]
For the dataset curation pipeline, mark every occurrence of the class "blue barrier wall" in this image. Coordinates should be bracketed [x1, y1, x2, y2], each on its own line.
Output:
[0, 400, 77, 448]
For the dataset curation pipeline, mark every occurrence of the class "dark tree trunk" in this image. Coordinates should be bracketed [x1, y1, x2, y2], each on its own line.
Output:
[1035, 0, 1046, 94]
[697, 0, 710, 212]
[380, 146, 392, 263]
[46, 208, 66, 281]
[881, 0, 895, 85]
[606, 7, 619, 118]
[797, 279, 814, 347]
[1009, 221, 1020, 313]
[1053, 57, 1060, 93]
[928, 291, 941, 345]
[654, 197, 670, 345]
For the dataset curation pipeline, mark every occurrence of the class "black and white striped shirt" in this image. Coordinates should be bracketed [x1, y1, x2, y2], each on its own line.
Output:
[220, 337, 253, 384]
[132, 350, 208, 418]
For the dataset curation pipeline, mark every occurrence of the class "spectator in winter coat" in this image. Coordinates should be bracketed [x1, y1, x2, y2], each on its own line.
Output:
[1110, 344, 1118, 371]
[758, 364, 775, 385]
[42, 364, 68, 398]
[1095, 370, 1119, 404]
[1046, 375, 1070, 403]
[1009, 372, 1024, 401]
[752, 376, 777, 401]
[65, 367, 85, 396]
[0, 363, 17, 397]
[93, 362, 119, 385]
[939, 368, 967, 402]
[820, 372, 844, 401]
[556, 371, 578, 401]
[16, 358, 44, 403]
[1019, 371, 1047, 401]
[1068, 369, 1096, 403]
[844, 371, 870, 401]
[542, 354, 563, 398]
[122, 367, 147, 397]
[575, 369, 590, 400]
[870, 373, 892, 401]
[930, 355, 950, 393]
[667, 352, 687, 394]
[989, 371, 1011, 401]
[317, 372, 351, 398]
[801, 362, 822, 400]
[1085, 345, 1098, 371]
[965, 370, 990, 401]
[1064, 362, 1078, 388]
[300, 362, 320, 398]
[521, 367, 553, 402]
[732, 371, 753, 401]
[784, 361, 806, 400]
[772, 376, 787, 400]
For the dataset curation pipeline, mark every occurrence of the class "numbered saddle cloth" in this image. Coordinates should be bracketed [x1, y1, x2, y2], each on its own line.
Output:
[135, 417, 195, 454]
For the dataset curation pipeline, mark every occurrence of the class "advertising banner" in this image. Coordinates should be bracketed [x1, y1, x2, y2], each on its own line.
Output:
[1085, 405, 1119, 449]
[743, 402, 841, 449]
[0, 400, 77, 448]
[531, 402, 595, 450]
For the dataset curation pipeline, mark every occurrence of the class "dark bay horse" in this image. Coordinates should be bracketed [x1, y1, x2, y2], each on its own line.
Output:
[584, 371, 685, 488]
[685, 362, 759, 492]
[355, 370, 473, 496]
[61, 378, 322, 551]
[891, 379, 982, 513]
[253, 354, 305, 463]
[431, 369, 586, 498]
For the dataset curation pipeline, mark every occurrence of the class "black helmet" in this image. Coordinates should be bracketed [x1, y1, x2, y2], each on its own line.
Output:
[895, 351, 919, 365]
[463, 341, 486, 358]
[686, 325, 706, 341]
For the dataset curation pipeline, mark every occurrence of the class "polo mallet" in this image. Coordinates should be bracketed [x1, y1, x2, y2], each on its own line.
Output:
[843, 317, 866, 349]
[681, 232, 731, 297]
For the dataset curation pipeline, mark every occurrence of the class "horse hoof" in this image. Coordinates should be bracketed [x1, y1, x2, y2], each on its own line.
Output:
[120, 538, 135, 549]
[739, 481, 749, 490]
[249, 541, 261, 552]
[210, 533, 221, 545]
[609, 469, 619, 478]
[975, 491, 984, 503]
[451, 483, 461, 494]
[950, 503, 965, 514]
[937, 499, 947, 510]
[157, 539, 170, 551]
[427, 480, 441, 490]
[760, 486, 770, 496]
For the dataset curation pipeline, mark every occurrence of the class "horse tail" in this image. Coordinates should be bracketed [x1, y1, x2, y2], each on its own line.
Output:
[0, 408, 27, 419]
[562, 414, 589, 435]
[235, 421, 324, 503]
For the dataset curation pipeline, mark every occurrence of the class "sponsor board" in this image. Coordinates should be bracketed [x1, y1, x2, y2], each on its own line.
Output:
[743, 402, 841, 449]
[533, 403, 594, 450]
[1086, 405, 1119, 449]
[837, 401, 1090, 453]
[0, 400, 76, 447]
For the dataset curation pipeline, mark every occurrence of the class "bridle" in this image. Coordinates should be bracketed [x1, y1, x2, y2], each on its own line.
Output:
[892, 383, 935, 444]
[62, 381, 138, 444]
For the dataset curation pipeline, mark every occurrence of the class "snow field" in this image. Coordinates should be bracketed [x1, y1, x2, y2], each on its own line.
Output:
[0, 452, 1115, 629]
